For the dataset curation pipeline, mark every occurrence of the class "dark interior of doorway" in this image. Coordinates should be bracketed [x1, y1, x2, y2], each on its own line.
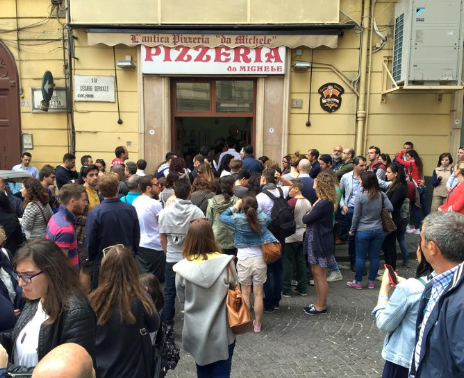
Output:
[175, 116, 252, 158]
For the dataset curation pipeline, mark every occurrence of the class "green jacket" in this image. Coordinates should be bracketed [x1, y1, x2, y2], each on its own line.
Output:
[335, 159, 354, 180]
[206, 194, 238, 249]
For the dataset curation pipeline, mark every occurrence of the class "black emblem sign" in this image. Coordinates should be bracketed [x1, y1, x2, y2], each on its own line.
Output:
[318, 83, 344, 113]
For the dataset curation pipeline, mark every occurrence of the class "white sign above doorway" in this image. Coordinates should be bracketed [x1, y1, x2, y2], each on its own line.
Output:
[141, 46, 286, 75]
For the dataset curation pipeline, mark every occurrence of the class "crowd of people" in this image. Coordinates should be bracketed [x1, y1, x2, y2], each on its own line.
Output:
[0, 137, 464, 378]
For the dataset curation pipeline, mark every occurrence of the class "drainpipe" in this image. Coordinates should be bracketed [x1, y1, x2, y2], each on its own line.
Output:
[354, 0, 372, 155]
[362, 0, 378, 154]
[65, 0, 76, 154]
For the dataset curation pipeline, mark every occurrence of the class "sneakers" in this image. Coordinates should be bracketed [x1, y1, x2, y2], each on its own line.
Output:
[291, 279, 298, 286]
[253, 320, 261, 333]
[406, 226, 419, 234]
[309, 279, 315, 286]
[303, 305, 328, 315]
[281, 292, 292, 298]
[402, 260, 411, 268]
[367, 282, 375, 289]
[264, 308, 275, 314]
[292, 287, 308, 296]
[327, 270, 343, 282]
[346, 281, 363, 290]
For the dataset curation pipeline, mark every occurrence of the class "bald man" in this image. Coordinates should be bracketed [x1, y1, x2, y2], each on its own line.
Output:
[32, 343, 95, 378]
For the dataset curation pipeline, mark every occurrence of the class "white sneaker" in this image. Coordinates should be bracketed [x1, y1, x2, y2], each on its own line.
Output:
[413, 228, 421, 235]
[327, 270, 343, 282]
[309, 279, 315, 286]
[406, 227, 416, 234]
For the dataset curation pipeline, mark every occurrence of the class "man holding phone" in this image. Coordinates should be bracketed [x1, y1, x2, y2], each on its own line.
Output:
[409, 212, 464, 378]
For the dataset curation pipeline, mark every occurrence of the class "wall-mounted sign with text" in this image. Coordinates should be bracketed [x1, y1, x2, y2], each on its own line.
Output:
[74, 76, 115, 102]
[31, 87, 67, 113]
[141, 45, 286, 75]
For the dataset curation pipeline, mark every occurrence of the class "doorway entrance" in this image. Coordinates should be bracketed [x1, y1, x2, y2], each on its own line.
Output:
[171, 79, 256, 157]
[0, 41, 21, 170]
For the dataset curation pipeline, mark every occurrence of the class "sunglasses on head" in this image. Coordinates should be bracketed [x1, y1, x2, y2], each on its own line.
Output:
[102, 244, 124, 257]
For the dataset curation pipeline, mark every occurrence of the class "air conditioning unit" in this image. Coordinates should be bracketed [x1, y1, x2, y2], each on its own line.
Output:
[392, 0, 464, 86]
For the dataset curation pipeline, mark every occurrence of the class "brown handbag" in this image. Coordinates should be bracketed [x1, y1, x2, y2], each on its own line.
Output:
[381, 194, 397, 236]
[226, 264, 253, 334]
[261, 242, 282, 264]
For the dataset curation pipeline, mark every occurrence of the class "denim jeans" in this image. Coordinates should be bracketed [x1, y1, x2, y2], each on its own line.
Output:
[161, 262, 176, 323]
[263, 238, 284, 310]
[355, 229, 385, 283]
[345, 208, 356, 263]
[412, 186, 430, 229]
[196, 341, 235, 378]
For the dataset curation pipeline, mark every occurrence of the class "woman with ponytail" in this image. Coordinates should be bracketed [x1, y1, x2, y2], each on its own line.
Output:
[220, 193, 278, 332]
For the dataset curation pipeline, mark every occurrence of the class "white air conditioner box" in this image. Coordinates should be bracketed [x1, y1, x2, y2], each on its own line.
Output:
[392, 0, 464, 86]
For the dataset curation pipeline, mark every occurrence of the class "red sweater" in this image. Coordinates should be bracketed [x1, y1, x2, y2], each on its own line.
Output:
[439, 181, 464, 215]
[396, 151, 421, 183]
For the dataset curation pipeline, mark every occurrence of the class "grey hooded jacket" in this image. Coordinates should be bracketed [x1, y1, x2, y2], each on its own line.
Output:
[173, 254, 236, 366]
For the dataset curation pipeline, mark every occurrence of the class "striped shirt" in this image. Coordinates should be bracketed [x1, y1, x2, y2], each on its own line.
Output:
[413, 264, 460, 373]
[46, 206, 79, 269]
[21, 202, 53, 239]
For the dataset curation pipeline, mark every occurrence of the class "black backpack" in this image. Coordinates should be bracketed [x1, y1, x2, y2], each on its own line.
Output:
[262, 187, 296, 240]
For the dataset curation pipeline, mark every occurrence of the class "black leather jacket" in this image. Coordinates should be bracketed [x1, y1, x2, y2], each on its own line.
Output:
[0, 293, 96, 375]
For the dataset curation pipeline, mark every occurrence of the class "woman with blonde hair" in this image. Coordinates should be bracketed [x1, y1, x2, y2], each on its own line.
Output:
[197, 163, 215, 182]
[90, 245, 159, 378]
[302, 171, 338, 315]
[173, 219, 236, 377]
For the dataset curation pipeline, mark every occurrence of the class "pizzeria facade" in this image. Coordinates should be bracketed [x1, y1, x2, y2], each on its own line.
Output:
[0, 0, 462, 173]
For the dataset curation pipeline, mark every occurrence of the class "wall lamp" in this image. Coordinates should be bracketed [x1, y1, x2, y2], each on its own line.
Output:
[293, 61, 311, 72]
[117, 55, 136, 69]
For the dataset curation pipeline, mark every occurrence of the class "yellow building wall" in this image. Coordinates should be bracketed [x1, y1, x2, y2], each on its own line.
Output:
[73, 30, 140, 168]
[0, 0, 69, 168]
[287, 0, 454, 175]
[70, 0, 340, 25]
[2, 0, 456, 175]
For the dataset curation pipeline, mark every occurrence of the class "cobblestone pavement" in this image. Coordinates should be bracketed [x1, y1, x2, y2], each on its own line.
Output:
[170, 233, 421, 378]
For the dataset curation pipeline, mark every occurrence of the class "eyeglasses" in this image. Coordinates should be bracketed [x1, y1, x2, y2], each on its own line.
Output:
[189, 217, 209, 224]
[102, 244, 124, 258]
[13, 271, 43, 284]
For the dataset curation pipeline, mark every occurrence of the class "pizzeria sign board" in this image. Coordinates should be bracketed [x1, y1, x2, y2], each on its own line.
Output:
[141, 45, 286, 75]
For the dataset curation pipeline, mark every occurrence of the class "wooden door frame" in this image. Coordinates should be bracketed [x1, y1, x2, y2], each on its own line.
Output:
[0, 41, 21, 169]
[170, 78, 257, 153]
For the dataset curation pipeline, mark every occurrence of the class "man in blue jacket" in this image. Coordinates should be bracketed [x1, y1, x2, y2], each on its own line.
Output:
[242, 145, 263, 173]
[85, 173, 140, 289]
[410, 211, 464, 378]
